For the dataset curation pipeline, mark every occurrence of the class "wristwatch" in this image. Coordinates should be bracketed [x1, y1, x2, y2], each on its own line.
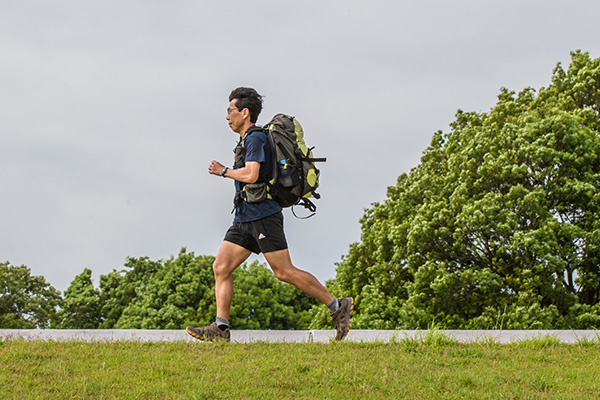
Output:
[221, 166, 229, 177]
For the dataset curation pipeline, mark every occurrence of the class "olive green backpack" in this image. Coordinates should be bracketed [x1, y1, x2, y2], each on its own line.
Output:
[263, 114, 327, 217]
[238, 114, 326, 217]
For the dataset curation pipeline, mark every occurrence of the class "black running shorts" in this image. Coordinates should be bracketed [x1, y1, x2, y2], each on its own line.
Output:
[224, 211, 288, 254]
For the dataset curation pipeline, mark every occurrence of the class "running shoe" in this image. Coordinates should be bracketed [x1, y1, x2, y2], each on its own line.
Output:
[186, 322, 230, 342]
[330, 297, 354, 341]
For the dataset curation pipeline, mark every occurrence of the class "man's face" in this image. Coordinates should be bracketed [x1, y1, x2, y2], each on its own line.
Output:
[226, 99, 245, 134]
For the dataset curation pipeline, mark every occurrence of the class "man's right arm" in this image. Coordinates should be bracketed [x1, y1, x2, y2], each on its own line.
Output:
[208, 160, 260, 183]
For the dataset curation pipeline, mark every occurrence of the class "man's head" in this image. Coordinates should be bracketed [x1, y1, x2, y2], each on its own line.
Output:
[227, 87, 263, 134]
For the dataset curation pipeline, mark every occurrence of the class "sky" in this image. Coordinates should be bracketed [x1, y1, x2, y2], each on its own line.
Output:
[2, 1, 600, 293]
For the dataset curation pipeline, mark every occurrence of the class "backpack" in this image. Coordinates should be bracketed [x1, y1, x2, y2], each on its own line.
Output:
[264, 114, 327, 217]
[241, 114, 326, 218]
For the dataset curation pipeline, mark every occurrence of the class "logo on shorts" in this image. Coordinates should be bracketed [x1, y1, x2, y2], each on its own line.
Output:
[258, 233, 266, 240]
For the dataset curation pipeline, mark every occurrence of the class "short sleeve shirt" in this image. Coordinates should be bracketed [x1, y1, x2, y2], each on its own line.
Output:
[234, 127, 282, 222]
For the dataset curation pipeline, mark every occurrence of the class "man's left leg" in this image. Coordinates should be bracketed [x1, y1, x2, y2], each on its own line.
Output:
[264, 249, 333, 304]
[264, 249, 354, 340]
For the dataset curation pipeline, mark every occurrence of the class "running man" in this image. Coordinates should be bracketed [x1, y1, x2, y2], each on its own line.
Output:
[186, 87, 353, 342]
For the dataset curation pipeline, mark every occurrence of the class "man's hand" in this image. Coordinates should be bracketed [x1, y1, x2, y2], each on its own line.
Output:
[208, 160, 225, 176]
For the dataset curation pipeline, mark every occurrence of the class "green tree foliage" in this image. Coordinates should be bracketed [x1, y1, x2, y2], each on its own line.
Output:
[98, 255, 164, 328]
[2, 249, 319, 330]
[96, 248, 318, 330]
[325, 50, 600, 330]
[112, 249, 217, 329]
[227, 261, 319, 329]
[0, 262, 62, 328]
[56, 268, 102, 329]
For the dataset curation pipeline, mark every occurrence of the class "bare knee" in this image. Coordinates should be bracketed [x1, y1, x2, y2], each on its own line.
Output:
[273, 269, 289, 283]
[272, 265, 298, 283]
[213, 260, 233, 280]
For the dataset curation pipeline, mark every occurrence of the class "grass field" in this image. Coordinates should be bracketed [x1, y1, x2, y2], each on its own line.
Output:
[1, 334, 599, 399]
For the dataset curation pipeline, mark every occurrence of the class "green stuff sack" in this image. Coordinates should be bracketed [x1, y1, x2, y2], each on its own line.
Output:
[264, 114, 326, 217]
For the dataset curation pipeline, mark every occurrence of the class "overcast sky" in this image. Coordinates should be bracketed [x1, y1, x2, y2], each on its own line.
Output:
[2, 1, 600, 293]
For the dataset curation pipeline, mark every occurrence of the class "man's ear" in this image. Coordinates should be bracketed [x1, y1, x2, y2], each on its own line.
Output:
[241, 108, 250, 120]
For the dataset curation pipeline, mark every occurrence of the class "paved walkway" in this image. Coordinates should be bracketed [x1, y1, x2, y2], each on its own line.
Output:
[1, 329, 598, 343]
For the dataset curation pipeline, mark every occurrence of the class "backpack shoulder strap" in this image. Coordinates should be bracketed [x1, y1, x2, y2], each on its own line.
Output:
[245, 125, 264, 136]
[239, 125, 265, 147]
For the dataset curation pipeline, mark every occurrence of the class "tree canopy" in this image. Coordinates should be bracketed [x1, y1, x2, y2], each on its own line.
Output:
[56, 268, 102, 329]
[325, 50, 600, 330]
[1, 249, 319, 330]
[0, 262, 62, 328]
[11, 248, 318, 330]
[104, 249, 318, 330]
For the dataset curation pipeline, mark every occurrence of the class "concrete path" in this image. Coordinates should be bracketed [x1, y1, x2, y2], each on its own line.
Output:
[1, 329, 598, 344]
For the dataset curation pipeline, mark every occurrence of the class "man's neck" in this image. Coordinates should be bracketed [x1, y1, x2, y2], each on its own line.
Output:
[238, 122, 256, 137]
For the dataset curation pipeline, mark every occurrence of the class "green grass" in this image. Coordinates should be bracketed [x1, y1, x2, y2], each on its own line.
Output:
[1, 337, 599, 399]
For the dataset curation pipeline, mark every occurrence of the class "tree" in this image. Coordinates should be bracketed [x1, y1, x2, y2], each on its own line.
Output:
[113, 249, 216, 329]
[56, 268, 102, 329]
[0, 262, 62, 328]
[322, 50, 600, 330]
[226, 261, 319, 330]
[98, 255, 163, 328]
[110, 249, 319, 330]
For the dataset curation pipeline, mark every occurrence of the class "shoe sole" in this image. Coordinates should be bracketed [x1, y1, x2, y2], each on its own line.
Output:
[186, 327, 229, 343]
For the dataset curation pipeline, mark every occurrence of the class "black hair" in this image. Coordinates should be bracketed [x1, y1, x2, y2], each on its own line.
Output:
[228, 87, 263, 123]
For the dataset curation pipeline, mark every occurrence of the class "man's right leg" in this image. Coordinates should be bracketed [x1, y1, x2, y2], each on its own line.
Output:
[213, 240, 252, 320]
[186, 240, 251, 342]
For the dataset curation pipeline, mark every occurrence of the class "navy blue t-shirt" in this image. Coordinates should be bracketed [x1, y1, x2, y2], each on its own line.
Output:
[234, 127, 282, 222]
